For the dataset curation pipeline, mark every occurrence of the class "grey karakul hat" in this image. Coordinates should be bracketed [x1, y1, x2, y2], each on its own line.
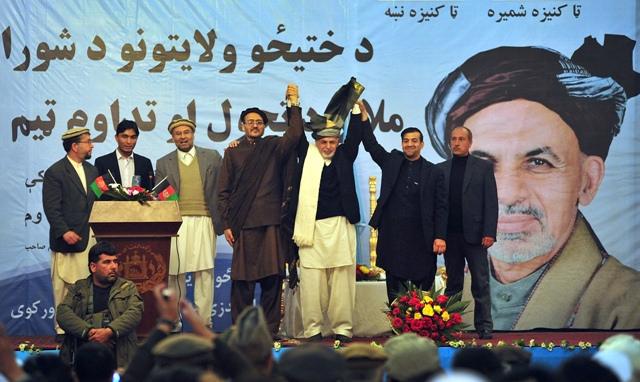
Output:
[384, 333, 440, 380]
[228, 306, 273, 364]
[152, 333, 214, 365]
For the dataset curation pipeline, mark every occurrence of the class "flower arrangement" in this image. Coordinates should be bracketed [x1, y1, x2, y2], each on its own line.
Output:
[356, 264, 382, 281]
[386, 284, 469, 343]
[103, 183, 155, 204]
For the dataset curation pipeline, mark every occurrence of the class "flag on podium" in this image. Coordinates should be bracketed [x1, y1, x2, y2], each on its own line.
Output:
[152, 177, 179, 201]
[89, 173, 115, 198]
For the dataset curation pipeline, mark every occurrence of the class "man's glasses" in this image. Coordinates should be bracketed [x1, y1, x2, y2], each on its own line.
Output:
[244, 120, 264, 126]
[76, 139, 93, 144]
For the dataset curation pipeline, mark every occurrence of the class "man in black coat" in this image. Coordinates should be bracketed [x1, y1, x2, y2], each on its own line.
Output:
[94, 119, 154, 191]
[43, 127, 100, 333]
[437, 126, 498, 339]
[360, 100, 448, 304]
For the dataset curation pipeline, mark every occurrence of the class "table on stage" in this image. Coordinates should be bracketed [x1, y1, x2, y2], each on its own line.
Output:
[281, 280, 392, 338]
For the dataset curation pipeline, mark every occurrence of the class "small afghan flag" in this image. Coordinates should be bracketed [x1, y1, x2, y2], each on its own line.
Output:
[89, 173, 114, 198]
[152, 177, 179, 201]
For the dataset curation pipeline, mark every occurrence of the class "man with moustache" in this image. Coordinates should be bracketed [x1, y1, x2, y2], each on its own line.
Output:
[360, 100, 448, 304]
[43, 127, 100, 332]
[217, 84, 303, 337]
[156, 118, 223, 328]
[290, 103, 364, 343]
[438, 126, 498, 339]
[56, 241, 143, 368]
[94, 119, 154, 191]
[425, 36, 640, 329]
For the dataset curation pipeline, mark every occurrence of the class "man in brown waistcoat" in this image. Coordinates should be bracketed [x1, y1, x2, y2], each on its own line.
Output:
[217, 84, 303, 337]
[156, 118, 223, 328]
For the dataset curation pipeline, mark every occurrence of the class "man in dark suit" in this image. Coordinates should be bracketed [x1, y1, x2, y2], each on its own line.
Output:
[94, 119, 154, 191]
[217, 84, 303, 337]
[156, 118, 223, 328]
[290, 104, 363, 343]
[438, 126, 498, 339]
[43, 127, 100, 332]
[360, 100, 448, 304]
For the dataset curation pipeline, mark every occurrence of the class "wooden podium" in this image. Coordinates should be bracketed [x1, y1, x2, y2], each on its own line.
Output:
[89, 201, 182, 335]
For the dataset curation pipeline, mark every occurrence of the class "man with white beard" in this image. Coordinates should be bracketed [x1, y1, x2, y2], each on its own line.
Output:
[425, 36, 640, 330]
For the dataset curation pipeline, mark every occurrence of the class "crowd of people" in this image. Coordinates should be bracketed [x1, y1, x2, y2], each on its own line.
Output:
[2, 286, 639, 382]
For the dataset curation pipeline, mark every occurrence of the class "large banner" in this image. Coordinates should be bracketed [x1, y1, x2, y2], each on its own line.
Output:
[1, 1, 638, 335]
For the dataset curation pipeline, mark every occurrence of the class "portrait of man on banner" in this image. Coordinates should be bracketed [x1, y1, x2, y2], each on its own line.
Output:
[426, 34, 640, 330]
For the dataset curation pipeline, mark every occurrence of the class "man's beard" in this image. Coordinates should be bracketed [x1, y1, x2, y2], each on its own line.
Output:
[489, 203, 555, 264]
[96, 273, 117, 286]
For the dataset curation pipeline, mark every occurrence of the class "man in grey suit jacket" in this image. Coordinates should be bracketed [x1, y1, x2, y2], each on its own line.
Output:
[43, 127, 100, 332]
[438, 126, 498, 339]
[156, 118, 222, 327]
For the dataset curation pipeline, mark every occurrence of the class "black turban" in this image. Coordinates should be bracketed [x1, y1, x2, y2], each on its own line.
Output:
[426, 34, 639, 160]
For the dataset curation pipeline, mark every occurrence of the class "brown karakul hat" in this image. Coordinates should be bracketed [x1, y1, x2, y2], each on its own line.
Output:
[340, 343, 387, 361]
[168, 118, 196, 133]
[61, 127, 89, 140]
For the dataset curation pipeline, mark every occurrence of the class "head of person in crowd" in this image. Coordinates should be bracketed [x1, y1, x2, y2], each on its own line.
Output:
[497, 365, 558, 382]
[62, 127, 94, 161]
[22, 353, 73, 382]
[227, 306, 274, 375]
[146, 366, 223, 382]
[400, 127, 425, 161]
[278, 343, 347, 382]
[73, 342, 116, 382]
[152, 333, 216, 370]
[240, 107, 269, 140]
[168, 118, 196, 152]
[556, 355, 620, 382]
[384, 333, 441, 382]
[88, 241, 119, 288]
[596, 334, 640, 382]
[425, 35, 638, 277]
[451, 347, 504, 380]
[340, 342, 388, 382]
[493, 345, 532, 374]
[115, 119, 140, 158]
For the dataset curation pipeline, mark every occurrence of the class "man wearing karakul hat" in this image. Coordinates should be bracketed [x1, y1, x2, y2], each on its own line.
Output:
[425, 34, 640, 330]
[289, 78, 364, 343]
[43, 127, 99, 334]
[156, 118, 223, 328]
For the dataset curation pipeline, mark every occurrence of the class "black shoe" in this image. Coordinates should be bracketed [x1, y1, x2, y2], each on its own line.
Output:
[335, 334, 352, 343]
[307, 333, 323, 342]
[478, 330, 493, 339]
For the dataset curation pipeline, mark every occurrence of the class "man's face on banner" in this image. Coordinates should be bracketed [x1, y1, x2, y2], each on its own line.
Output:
[465, 99, 600, 265]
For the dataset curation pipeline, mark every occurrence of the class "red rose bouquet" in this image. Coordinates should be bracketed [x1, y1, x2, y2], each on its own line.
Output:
[103, 183, 155, 204]
[386, 284, 469, 343]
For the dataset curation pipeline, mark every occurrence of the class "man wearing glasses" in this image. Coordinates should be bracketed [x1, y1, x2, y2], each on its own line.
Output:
[217, 84, 303, 338]
[43, 127, 100, 333]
